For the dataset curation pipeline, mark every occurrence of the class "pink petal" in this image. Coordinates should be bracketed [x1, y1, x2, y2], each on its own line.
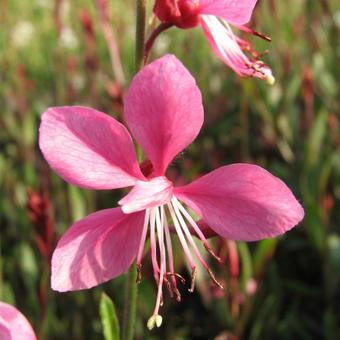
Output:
[174, 164, 304, 241]
[124, 55, 204, 176]
[200, 16, 274, 82]
[0, 302, 37, 340]
[51, 208, 145, 291]
[0, 321, 11, 340]
[199, 0, 258, 25]
[119, 176, 173, 214]
[39, 106, 144, 190]
[196, 220, 218, 238]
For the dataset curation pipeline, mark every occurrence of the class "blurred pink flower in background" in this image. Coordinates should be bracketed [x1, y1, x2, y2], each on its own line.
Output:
[153, 0, 275, 83]
[0, 302, 36, 340]
[39, 55, 303, 328]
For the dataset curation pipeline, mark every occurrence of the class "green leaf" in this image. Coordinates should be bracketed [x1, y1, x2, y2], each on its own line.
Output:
[237, 242, 253, 288]
[100, 293, 120, 340]
[253, 239, 278, 277]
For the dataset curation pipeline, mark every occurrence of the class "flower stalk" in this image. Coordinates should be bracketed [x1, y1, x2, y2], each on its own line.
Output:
[122, 262, 139, 340]
[144, 22, 173, 64]
[122, 1, 147, 339]
[135, 0, 147, 72]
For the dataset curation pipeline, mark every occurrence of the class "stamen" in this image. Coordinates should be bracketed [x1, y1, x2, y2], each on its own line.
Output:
[189, 267, 197, 293]
[152, 207, 166, 317]
[240, 26, 272, 42]
[136, 263, 142, 284]
[165, 273, 184, 302]
[162, 206, 177, 289]
[173, 287, 181, 302]
[155, 207, 166, 273]
[136, 209, 150, 265]
[136, 209, 151, 283]
[204, 244, 222, 263]
[172, 196, 222, 263]
[150, 209, 160, 281]
[140, 197, 225, 326]
[166, 272, 186, 285]
[163, 277, 174, 298]
[207, 268, 224, 289]
[167, 202, 196, 269]
[171, 198, 209, 270]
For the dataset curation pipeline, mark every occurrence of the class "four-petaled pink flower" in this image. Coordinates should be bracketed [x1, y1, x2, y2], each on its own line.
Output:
[39, 55, 303, 329]
[153, 0, 275, 83]
[0, 302, 37, 340]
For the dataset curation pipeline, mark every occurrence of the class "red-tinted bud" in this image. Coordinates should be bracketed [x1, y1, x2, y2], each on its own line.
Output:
[154, 0, 200, 29]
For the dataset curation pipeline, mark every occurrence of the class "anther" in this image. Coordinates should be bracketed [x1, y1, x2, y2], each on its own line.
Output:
[166, 272, 186, 285]
[251, 29, 271, 42]
[174, 287, 181, 302]
[207, 268, 224, 289]
[204, 243, 222, 263]
[164, 277, 174, 298]
[164, 274, 183, 302]
[188, 267, 197, 293]
[136, 263, 142, 284]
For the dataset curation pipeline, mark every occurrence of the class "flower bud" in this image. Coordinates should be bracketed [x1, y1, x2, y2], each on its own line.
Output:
[153, 0, 200, 29]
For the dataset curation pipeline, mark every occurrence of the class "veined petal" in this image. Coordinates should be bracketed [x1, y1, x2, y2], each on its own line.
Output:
[200, 15, 274, 83]
[119, 176, 173, 214]
[199, 0, 258, 25]
[124, 55, 204, 176]
[174, 164, 304, 241]
[51, 208, 145, 291]
[39, 106, 144, 190]
[0, 302, 37, 340]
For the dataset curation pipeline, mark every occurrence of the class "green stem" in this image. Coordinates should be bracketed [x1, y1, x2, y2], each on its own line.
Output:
[135, 0, 146, 162]
[122, 2, 147, 339]
[135, 0, 147, 72]
[122, 263, 139, 340]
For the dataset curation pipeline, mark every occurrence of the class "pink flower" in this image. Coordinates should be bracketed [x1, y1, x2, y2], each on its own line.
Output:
[0, 302, 37, 340]
[153, 0, 275, 83]
[39, 55, 303, 328]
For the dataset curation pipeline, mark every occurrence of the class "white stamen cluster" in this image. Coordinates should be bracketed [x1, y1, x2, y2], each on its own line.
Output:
[136, 196, 223, 330]
[202, 15, 275, 85]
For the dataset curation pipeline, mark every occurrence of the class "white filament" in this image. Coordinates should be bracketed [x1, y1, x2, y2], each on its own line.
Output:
[137, 195, 217, 327]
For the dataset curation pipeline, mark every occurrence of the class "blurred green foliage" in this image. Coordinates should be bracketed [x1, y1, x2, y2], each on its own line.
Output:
[1, 0, 339, 339]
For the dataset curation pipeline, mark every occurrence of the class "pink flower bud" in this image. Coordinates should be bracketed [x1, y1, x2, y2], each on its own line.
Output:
[154, 0, 200, 29]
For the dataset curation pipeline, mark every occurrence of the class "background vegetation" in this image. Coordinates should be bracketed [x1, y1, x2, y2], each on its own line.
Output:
[1, 0, 339, 339]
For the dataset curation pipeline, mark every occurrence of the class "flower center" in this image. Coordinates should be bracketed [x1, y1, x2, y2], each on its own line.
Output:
[136, 195, 223, 330]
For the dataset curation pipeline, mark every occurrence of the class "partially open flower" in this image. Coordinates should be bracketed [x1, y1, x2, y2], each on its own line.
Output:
[39, 55, 303, 327]
[153, 0, 275, 83]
